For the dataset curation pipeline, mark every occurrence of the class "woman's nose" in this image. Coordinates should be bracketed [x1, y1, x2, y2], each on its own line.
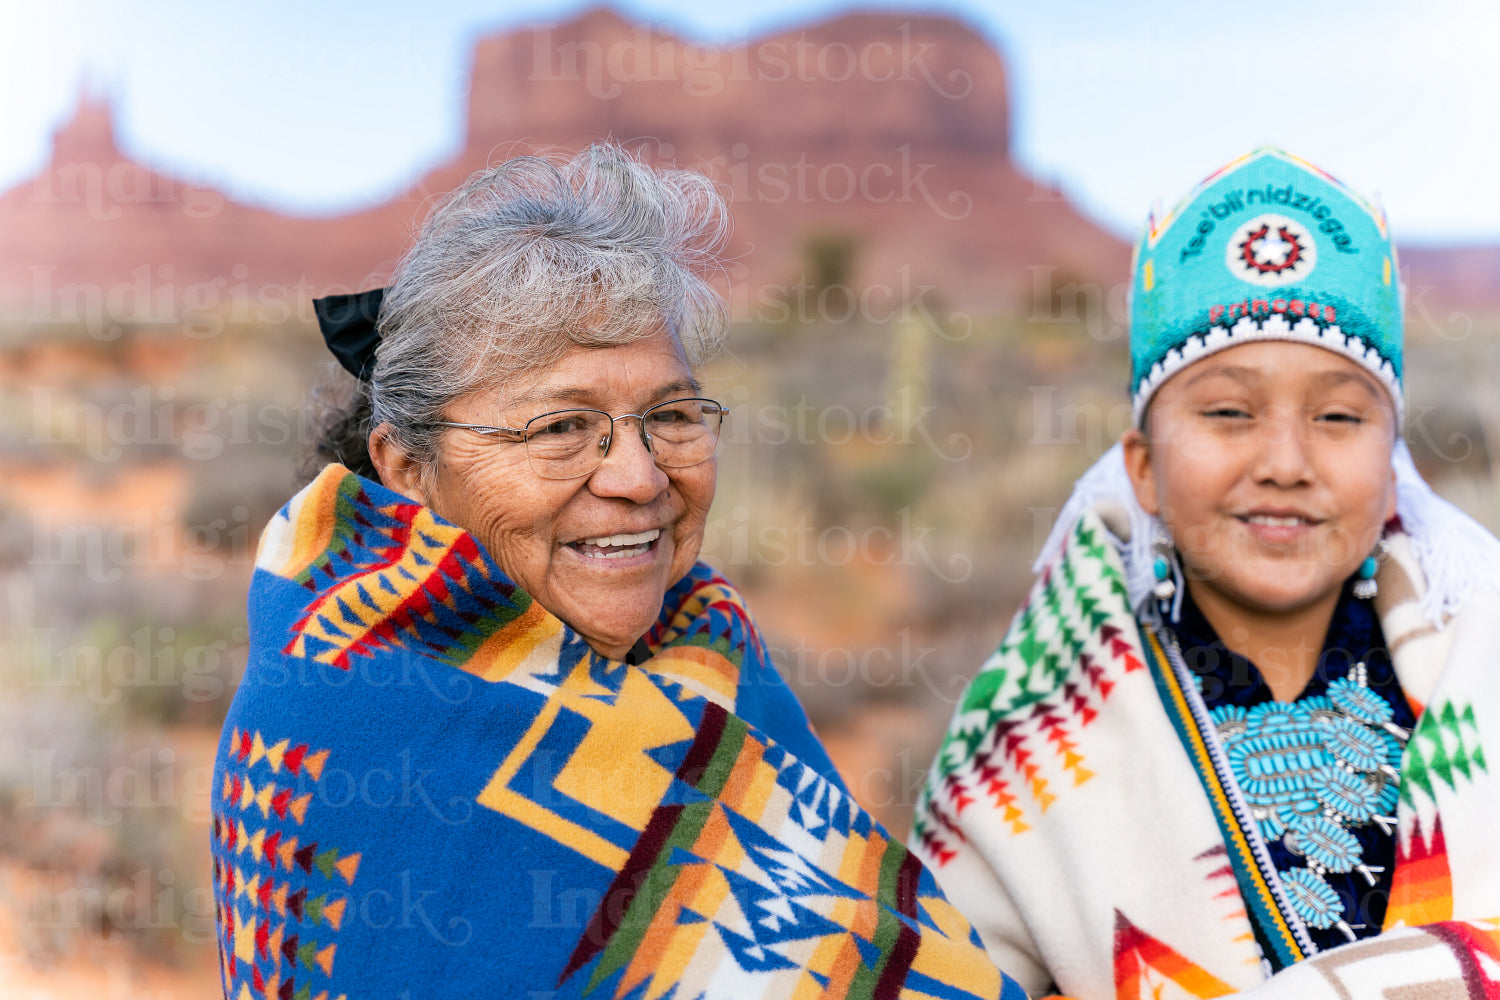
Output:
[591, 416, 669, 501]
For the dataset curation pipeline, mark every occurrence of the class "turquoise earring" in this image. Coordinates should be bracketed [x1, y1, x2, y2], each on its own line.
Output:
[1152, 525, 1177, 603]
[1352, 537, 1387, 600]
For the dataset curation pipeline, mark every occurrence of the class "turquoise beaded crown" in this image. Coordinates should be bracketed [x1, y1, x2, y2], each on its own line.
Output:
[1129, 147, 1403, 427]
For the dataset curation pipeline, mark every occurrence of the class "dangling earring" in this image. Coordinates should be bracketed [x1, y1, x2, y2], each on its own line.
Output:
[1152, 525, 1178, 605]
[1352, 537, 1389, 600]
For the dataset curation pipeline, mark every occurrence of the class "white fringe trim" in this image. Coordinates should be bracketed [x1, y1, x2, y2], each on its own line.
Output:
[1034, 440, 1500, 627]
[1131, 317, 1404, 428]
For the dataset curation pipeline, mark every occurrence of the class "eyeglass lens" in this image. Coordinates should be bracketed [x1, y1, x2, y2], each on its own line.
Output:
[524, 398, 723, 479]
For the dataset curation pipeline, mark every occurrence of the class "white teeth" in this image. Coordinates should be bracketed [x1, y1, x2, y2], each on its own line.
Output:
[1247, 515, 1306, 527]
[578, 528, 660, 548]
[587, 545, 650, 559]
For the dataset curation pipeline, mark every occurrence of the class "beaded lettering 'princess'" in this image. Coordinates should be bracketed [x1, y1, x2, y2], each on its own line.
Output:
[1209, 663, 1409, 939]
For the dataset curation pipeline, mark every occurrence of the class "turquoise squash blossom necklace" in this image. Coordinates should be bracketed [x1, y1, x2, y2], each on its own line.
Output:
[1207, 662, 1409, 940]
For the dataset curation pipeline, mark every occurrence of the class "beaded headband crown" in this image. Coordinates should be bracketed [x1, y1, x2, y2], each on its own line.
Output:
[1129, 147, 1403, 426]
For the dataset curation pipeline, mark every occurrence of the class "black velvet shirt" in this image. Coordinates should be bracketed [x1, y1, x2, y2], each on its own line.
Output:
[1171, 581, 1418, 950]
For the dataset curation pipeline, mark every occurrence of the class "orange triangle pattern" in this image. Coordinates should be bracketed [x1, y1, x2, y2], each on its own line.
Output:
[1113, 909, 1233, 1000]
[1385, 814, 1454, 929]
[916, 515, 1146, 861]
[214, 726, 359, 1000]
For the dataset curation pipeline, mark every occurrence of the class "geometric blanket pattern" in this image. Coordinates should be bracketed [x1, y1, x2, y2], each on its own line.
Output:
[914, 509, 1500, 1000]
[214, 465, 1019, 999]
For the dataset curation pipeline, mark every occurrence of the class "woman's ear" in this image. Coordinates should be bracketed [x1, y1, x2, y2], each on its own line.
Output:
[368, 422, 430, 506]
[1121, 427, 1161, 517]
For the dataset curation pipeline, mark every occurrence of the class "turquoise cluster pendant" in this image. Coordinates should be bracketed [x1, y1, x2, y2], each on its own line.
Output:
[1208, 663, 1409, 940]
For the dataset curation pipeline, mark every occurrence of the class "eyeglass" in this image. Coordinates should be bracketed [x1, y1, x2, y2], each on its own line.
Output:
[432, 397, 726, 480]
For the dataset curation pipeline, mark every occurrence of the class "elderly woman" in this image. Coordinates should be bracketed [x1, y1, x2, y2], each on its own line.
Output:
[211, 145, 1018, 1000]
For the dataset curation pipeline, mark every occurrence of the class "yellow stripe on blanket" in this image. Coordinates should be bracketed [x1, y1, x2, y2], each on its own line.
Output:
[256, 465, 346, 580]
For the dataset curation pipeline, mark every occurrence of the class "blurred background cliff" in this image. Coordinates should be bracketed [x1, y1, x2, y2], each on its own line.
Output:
[4, 2, 1500, 993]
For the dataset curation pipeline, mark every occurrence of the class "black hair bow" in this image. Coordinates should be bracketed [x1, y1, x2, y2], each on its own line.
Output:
[313, 287, 386, 381]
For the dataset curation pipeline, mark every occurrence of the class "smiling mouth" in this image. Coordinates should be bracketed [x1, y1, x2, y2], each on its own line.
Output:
[1239, 514, 1318, 527]
[568, 528, 662, 560]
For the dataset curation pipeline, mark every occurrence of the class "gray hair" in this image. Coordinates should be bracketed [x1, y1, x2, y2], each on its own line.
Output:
[308, 142, 730, 486]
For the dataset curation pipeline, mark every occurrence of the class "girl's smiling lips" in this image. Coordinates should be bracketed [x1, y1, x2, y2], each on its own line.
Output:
[1234, 507, 1324, 544]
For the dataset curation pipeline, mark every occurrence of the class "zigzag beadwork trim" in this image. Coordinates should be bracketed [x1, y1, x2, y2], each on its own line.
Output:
[1131, 313, 1403, 428]
[1141, 625, 1317, 972]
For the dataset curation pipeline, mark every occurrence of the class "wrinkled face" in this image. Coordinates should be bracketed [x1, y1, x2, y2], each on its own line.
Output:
[1124, 340, 1398, 620]
[411, 325, 715, 659]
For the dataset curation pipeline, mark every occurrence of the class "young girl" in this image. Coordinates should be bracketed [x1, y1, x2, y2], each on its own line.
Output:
[916, 147, 1500, 999]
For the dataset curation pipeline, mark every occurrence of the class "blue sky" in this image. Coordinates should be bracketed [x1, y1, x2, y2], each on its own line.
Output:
[6, 0, 1500, 242]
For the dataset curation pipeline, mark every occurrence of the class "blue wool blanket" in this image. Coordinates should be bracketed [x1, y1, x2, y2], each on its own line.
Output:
[212, 465, 1017, 1000]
